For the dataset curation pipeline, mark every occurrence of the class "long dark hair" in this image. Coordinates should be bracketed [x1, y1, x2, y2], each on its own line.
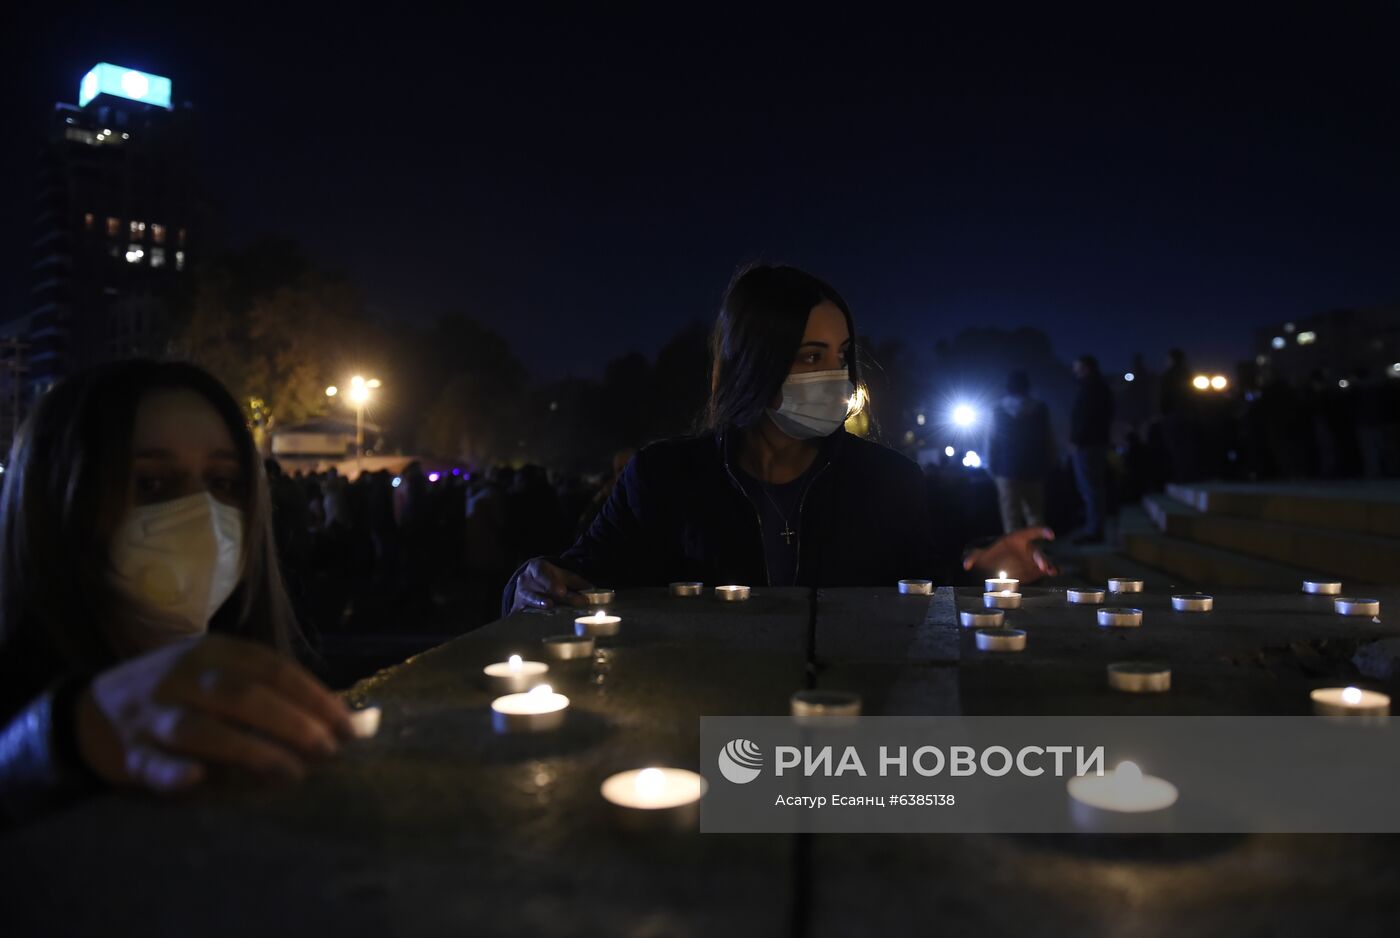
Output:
[702, 265, 860, 432]
[0, 359, 298, 716]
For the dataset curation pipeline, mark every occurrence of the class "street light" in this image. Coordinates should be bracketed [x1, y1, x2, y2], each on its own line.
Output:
[328, 375, 380, 475]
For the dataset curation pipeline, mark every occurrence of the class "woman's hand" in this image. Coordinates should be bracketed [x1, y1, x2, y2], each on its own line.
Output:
[74, 634, 355, 793]
[963, 526, 1058, 583]
[510, 558, 594, 613]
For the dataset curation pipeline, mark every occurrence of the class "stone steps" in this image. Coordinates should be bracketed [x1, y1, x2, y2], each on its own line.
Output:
[1122, 528, 1320, 590]
[1144, 490, 1400, 584]
[1165, 481, 1400, 539]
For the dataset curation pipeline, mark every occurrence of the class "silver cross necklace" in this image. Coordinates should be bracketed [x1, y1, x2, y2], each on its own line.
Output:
[757, 480, 797, 545]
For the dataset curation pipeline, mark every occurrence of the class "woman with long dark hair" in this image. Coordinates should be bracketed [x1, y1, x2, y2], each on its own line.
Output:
[506, 265, 1054, 611]
[0, 360, 354, 822]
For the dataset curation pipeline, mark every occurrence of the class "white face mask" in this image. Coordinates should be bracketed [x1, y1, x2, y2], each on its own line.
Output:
[766, 368, 857, 439]
[110, 491, 246, 637]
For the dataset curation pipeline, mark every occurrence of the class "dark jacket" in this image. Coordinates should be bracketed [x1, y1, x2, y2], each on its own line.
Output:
[1071, 375, 1115, 447]
[504, 427, 962, 612]
[987, 395, 1054, 480]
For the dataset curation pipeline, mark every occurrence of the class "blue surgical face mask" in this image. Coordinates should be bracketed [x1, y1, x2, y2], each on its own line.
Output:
[766, 369, 857, 439]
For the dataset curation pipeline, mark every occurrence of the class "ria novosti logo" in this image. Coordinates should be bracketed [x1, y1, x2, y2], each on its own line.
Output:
[717, 739, 764, 784]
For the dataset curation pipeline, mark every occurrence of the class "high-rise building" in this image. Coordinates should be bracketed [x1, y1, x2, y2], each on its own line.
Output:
[2, 62, 200, 453]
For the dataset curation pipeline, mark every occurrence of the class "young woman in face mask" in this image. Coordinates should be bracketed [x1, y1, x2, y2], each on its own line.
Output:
[0, 360, 355, 822]
[505, 265, 1055, 613]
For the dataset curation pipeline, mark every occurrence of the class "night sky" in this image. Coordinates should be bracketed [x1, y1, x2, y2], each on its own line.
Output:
[5, 6, 1399, 382]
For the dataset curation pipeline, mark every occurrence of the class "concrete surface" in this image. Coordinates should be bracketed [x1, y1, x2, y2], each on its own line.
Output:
[3, 583, 1399, 936]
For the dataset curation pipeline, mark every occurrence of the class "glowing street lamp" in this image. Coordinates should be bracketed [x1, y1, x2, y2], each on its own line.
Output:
[328, 375, 380, 474]
[1210, 375, 1228, 391]
[1192, 375, 1211, 391]
[951, 404, 977, 428]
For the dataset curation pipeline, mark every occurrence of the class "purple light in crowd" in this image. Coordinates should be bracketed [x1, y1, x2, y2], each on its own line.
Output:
[452, 468, 462, 476]
[428, 472, 441, 483]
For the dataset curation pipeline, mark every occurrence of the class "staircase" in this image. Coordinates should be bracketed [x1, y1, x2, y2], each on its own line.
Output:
[1111, 481, 1400, 589]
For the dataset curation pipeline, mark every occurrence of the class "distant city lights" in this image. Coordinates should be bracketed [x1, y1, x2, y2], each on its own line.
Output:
[1192, 375, 1211, 390]
[915, 413, 926, 426]
[1296, 331, 1317, 345]
[944, 446, 955, 458]
[1124, 372, 1135, 382]
[1271, 336, 1286, 349]
[962, 450, 983, 469]
[1210, 375, 1228, 391]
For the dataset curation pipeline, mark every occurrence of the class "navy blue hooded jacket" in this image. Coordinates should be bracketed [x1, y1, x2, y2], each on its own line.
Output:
[503, 426, 967, 612]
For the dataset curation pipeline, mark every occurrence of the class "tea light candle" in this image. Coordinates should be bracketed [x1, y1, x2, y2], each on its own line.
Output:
[1067, 761, 1178, 831]
[580, 588, 615, 606]
[542, 634, 595, 660]
[790, 690, 862, 718]
[1067, 587, 1106, 605]
[1171, 593, 1214, 613]
[575, 612, 622, 637]
[715, 585, 751, 602]
[984, 571, 1019, 593]
[483, 654, 549, 693]
[983, 590, 1022, 610]
[960, 609, 1005, 629]
[898, 579, 933, 595]
[601, 767, 707, 830]
[975, 627, 1026, 652]
[1097, 607, 1144, 628]
[1303, 580, 1342, 595]
[1108, 661, 1172, 693]
[1334, 597, 1381, 617]
[1311, 685, 1391, 717]
[349, 706, 381, 739]
[491, 684, 569, 733]
[1108, 578, 1144, 593]
[670, 581, 704, 597]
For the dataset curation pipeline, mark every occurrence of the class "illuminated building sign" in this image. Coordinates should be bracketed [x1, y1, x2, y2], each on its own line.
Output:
[78, 63, 172, 110]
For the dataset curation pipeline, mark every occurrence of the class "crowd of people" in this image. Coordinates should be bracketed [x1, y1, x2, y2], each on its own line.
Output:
[262, 459, 631, 646]
[980, 348, 1400, 541]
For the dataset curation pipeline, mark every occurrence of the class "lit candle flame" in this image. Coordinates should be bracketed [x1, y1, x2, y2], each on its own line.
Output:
[1114, 761, 1142, 785]
[998, 571, 1008, 580]
[530, 684, 553, 697]
[636, 767, 665, 800]
[507, 654, 522, 673]
[1343, 686, 1363, 706]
